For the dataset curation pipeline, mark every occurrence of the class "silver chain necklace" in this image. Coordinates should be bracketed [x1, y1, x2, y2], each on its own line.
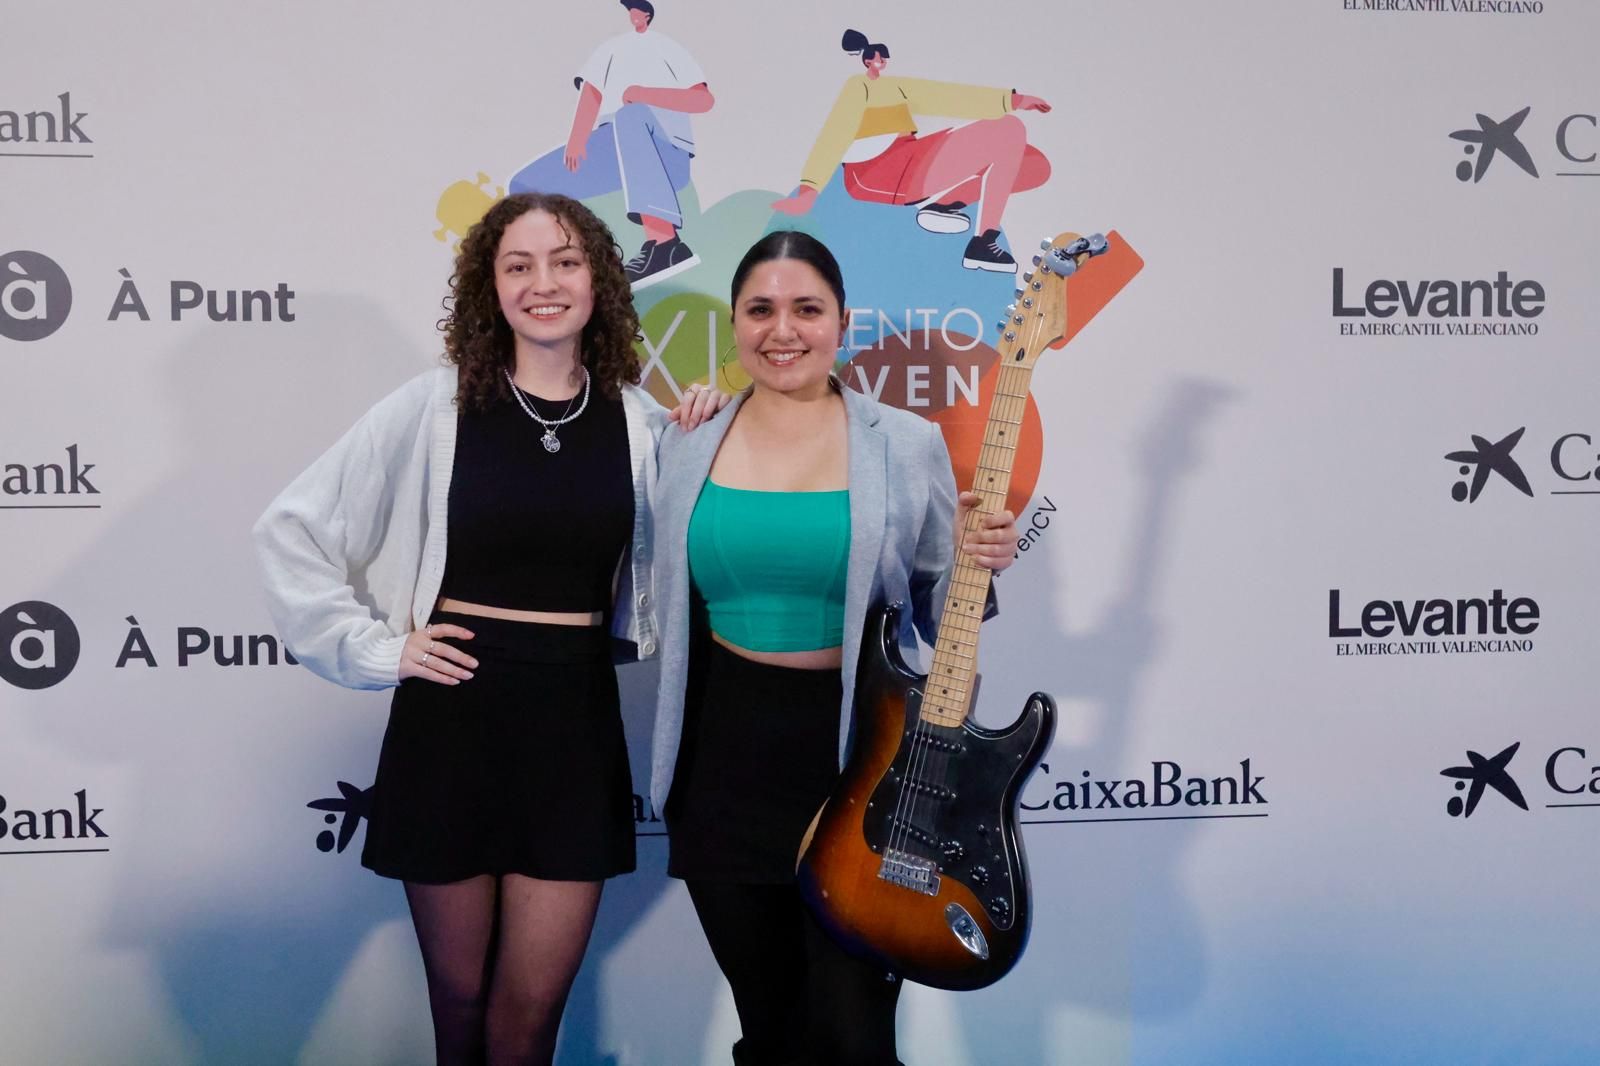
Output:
[504, 367, 591, 453]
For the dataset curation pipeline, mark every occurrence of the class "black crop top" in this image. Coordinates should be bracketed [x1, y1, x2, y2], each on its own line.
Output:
[437, 386, 633, 612]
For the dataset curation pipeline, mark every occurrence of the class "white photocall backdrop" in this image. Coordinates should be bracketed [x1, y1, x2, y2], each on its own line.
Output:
[3, 2, 1596, 1063]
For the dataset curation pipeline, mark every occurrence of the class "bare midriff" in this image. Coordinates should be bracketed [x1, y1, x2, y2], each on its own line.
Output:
[437, 598, 603, 627]
[711, 631, 843, 670]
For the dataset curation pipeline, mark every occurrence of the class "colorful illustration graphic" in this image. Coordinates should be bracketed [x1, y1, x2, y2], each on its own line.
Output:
[453, 16, 1142, 518]
[508, 0, 714, 289]
[433, 172, 504, 250]
[770, 29, 1053, 273]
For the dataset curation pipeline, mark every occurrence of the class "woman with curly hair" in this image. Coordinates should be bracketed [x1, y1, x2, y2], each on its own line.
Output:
[253, 192, 723, 1065]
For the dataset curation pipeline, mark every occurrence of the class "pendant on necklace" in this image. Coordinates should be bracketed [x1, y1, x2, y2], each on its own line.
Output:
[541, 430, 561, 454]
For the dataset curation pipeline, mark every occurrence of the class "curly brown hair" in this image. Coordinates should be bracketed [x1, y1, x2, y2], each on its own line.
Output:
[439, 192, 641, 409]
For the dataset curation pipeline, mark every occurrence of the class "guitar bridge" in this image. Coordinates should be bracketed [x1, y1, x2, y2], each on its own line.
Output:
[878, 848, 941, 896]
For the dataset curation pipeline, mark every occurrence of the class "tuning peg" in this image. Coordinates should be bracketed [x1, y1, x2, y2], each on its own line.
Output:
[1005, 303, 1017, 315]
[1087, 233, 1108, 254]
[1039, 239, 1052, 251]
[1031, 281, 1042, 291]
[1013, 288, 1023, 299]
[1022, 272, 1033, 283]
[1031, 255, 1041, 266]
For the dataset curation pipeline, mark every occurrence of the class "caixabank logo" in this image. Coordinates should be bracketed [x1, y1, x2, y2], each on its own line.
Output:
[307, 782, 373, 854]
[1445, 426, 1600, 502]
[1440, 740, 1600, 820]
[307, 780, 664, 856]
[1446, 106, 1600, 184]
[1328, 589, 1538, 658]
[0, 787, 108, 855]
[1020, 758, 1269, 823]
[2, 445, 101, 509]
[0, 93, 92, 157]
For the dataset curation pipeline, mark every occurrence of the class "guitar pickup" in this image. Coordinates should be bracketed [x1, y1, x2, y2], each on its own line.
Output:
[904, 778, 957, 801]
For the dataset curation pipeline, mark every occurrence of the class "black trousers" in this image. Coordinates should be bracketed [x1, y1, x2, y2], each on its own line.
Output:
[685, 880, 904, 1066]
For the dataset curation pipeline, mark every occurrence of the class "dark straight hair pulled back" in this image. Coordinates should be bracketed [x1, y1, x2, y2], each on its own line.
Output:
[729, 230, 848, 313]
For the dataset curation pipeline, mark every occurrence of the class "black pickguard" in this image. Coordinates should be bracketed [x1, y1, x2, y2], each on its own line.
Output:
[859, 654, 1055, 932]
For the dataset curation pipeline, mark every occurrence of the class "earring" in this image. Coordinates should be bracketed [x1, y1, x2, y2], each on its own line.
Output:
[718, 342, 741, 392]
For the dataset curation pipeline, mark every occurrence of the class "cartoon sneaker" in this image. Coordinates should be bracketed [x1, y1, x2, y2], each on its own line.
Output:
[962, 229, 1015, 272]
[626, 237, 701, 290]
[915, 200, 971, 234]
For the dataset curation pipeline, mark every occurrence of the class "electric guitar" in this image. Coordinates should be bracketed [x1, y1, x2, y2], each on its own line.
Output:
[796, 232, 1109, 991]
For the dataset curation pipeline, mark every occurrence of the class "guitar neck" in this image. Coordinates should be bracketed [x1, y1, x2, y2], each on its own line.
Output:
[920, 362, 1035, 728]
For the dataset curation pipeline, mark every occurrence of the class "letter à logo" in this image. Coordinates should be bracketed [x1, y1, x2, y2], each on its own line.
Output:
[1449, 107, 1540, 183]
[0, 251, 72, 342]
[1446, 428, 1533, 503]
[307, 781, 373, 854]
[0, 600, 80, 690]
[1440, 742, 1529, 818]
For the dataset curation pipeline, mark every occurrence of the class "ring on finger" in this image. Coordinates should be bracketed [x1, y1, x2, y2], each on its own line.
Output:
[427, 640, 435, 654]
[426, 623, 434, 637]
[421, 652, 431, 667]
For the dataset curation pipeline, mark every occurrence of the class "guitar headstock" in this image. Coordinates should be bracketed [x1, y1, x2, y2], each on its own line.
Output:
[996, 231, 1109, 368]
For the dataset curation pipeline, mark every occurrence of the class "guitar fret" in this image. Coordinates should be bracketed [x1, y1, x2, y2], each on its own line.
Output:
[923, 329, 1045, 732]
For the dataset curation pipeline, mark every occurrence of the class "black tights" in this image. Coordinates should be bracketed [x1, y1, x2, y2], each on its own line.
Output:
[686, 880, 904, 1066]
[404, 874, 602, 1066]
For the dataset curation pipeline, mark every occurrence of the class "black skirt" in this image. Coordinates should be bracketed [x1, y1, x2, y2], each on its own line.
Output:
[666, 640, 844, 883]
[362, 612, 636, 884]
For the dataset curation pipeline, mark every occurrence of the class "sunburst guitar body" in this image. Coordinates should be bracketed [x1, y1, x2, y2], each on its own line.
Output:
[796, 232, 1109, 991]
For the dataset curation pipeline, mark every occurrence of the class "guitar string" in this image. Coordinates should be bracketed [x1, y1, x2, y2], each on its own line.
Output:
[891, 281, 1052, 878]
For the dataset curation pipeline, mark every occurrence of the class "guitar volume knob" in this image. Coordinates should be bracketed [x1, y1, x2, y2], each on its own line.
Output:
[941, 840, 965, 864]
[989, 896, 1011, 924]
[970, 865, 990, 887]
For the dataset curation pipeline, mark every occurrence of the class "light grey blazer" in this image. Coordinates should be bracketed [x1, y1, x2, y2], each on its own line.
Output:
[647, 384, 987, 814]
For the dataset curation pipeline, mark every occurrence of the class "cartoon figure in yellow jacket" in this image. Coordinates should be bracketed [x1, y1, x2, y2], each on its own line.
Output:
[772, 29, 1052, 272]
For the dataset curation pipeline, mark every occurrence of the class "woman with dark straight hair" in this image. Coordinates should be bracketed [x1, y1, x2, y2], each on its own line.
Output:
[648, 230, 1018, 1065]
[254, 192, 724, 1066]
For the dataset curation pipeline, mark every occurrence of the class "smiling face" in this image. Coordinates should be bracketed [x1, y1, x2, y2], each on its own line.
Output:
[732, 257, 848, 401]
[493, 209, 594, 360]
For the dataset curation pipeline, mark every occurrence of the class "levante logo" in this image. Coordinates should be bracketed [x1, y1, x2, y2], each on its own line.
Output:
[1332, 268, 1544, 337]
[1329, 589, 1538, 657]
[1344, 1, 1543, 14]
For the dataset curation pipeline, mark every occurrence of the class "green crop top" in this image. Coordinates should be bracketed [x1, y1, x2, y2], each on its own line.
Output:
[687, 481, 850, 652]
